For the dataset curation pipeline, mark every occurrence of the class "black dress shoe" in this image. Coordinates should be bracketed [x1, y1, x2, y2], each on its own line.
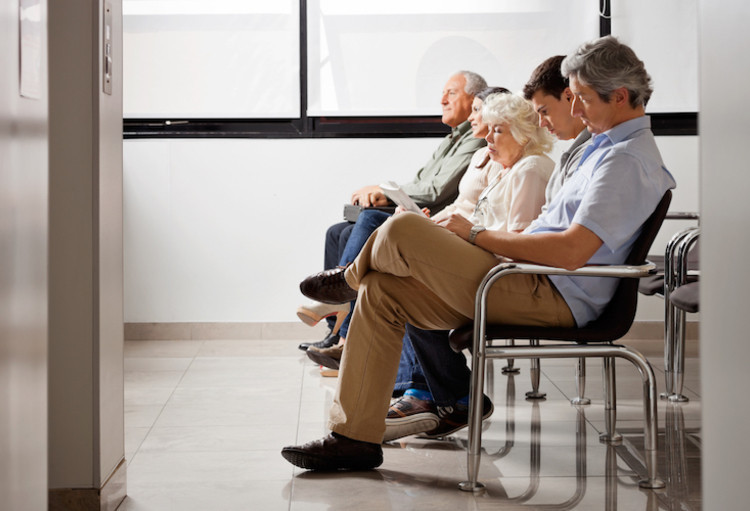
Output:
[298, 331, 340, 352]
[423, 394, 494, 439]
[300, 267, 357, 305]
[281, 432, 383, 471]
[306, 344, 343, 369]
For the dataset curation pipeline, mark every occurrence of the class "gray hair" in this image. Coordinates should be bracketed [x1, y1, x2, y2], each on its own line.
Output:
[482, 93, 554, 156]
[459, 71, 488, 97]
[561, 36, 653, 108]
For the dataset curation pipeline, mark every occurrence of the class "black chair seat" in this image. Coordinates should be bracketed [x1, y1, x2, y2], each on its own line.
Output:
[638, 272, 699, 296]
[670, 281, 700, 313]
[449, 279, 639, 352]
[638, 274, 665, 296]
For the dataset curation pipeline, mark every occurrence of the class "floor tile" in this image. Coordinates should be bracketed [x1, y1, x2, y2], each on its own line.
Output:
[122, 338, 702, 510]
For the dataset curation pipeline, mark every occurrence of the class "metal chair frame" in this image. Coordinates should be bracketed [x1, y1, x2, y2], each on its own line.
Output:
[662, 228, 700, 402]
[452, 190, 673, 493]
[459, 262, 666, 493]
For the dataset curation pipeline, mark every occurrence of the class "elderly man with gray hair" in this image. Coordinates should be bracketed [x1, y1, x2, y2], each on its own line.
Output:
[282, 36, 675, 472]
[297, 70, 488, 353]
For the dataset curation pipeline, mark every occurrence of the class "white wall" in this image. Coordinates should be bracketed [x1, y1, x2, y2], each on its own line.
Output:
[123, 134, 699, 324]
[0, 0, 48, 508]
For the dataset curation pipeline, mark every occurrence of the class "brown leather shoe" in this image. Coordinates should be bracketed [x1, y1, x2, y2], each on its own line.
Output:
[281, 432, 383, 471]
[306, 343, 343, 369]
[299, 267, 357, 305]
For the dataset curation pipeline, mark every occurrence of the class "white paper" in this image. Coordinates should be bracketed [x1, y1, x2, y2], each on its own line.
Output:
[379, 181, 425, 215]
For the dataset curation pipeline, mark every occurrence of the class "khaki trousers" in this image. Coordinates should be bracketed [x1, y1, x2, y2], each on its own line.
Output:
[328, 213, 574, 444]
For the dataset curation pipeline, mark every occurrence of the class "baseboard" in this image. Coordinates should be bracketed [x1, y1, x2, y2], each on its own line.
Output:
[125, 321, 329, 341]
[621, 320, 699, 341]
[124, 320, 699, 342]
[49, 458, 126, 511]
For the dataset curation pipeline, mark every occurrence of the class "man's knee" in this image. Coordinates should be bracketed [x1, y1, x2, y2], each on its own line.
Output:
[358, 272, 401, 311]
[326, 221, 351, 243]
[377, 212, 426, 240]
[356, 209, 392, 230]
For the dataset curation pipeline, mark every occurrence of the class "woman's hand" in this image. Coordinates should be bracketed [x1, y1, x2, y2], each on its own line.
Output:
[436, 213, 474, 242]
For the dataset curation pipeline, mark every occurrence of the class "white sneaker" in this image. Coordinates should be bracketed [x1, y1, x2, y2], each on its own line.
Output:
[382, 395, 440, 442]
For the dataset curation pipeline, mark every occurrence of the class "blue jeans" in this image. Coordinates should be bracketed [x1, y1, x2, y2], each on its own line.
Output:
[335, 210, 392, 338]
[322, 221, 354, 332]
[393, 325, 472, 407]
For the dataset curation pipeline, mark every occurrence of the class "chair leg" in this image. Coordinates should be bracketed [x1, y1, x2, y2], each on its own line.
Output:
[459, 328, 489, 493]
[668, 308, 690, 402]
[461, 344, 665, 490]
[604, 444, 618, 509]
[633, 352, 666, 489]
[570, 357, 591, 405]
[524, 339, 546, 399]
[501, 339, 520, 374]
[661, 279, 676, 400]
[599, 357, 622, 444]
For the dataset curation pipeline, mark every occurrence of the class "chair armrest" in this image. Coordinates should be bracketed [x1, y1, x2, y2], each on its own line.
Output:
[473, 261, 656, 327]
[467, 261, 657, 356]
[482, 261, 657, 280]
[665, 211, 700, 221]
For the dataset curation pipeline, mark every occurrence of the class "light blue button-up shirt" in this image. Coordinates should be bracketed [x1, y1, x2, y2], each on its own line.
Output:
[524, 116, 676, 326]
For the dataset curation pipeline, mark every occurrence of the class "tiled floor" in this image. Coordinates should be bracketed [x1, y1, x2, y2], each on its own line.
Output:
[120, 337, 701, 510]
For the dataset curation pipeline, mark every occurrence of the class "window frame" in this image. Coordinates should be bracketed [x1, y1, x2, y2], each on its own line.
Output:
[122, 0, 698, 139]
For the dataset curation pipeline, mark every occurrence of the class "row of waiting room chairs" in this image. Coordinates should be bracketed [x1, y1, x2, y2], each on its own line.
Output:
[448, 192, 702, 493]
[639, 219, 700, 402]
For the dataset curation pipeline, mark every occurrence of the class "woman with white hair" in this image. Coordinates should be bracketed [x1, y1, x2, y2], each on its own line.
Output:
[378, 92, 558, 442]
[469, 92, 555, 234]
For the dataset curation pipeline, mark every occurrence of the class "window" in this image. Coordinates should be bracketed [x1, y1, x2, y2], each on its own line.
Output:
[123, 0, 696, 137]
[123, 0, 300, 118]
[307, 0, 600, 116]
[610, 0, 698, 113]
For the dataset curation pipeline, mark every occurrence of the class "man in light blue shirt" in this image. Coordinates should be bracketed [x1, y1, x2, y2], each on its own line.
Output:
[282, 36, 676, 472]
[527, 114, 674, 325]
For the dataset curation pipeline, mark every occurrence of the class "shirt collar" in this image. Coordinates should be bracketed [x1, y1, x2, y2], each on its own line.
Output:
[593, 115, 651, 147]
[452, 120, 473, 139]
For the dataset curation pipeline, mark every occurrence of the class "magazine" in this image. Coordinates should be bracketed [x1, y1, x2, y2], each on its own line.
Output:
[379, 181, 426, 215]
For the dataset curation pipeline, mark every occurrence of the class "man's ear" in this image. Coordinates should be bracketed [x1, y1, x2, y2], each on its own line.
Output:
[563, 87, 574, 103]
[612, 87, 630, 106]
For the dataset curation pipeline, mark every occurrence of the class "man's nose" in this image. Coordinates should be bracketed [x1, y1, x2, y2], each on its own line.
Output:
[570, 97, 582, 117]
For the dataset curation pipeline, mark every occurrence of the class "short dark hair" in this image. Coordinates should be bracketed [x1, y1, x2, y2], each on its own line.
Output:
[522, 55, 568, 101]
[476, 86, 510, 102]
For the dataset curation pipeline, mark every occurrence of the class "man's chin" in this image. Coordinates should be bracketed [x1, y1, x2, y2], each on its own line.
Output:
[441, 116, 459, 128]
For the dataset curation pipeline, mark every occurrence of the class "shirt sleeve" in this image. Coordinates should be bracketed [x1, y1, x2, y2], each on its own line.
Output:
[572, 149, 668, 253]
[400, 136, 486, 208]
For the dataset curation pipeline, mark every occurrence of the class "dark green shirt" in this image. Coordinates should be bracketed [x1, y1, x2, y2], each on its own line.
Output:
[399, 120, 487, 214]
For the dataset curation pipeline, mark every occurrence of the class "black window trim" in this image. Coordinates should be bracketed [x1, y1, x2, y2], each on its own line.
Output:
[123, 0, 698, 139]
